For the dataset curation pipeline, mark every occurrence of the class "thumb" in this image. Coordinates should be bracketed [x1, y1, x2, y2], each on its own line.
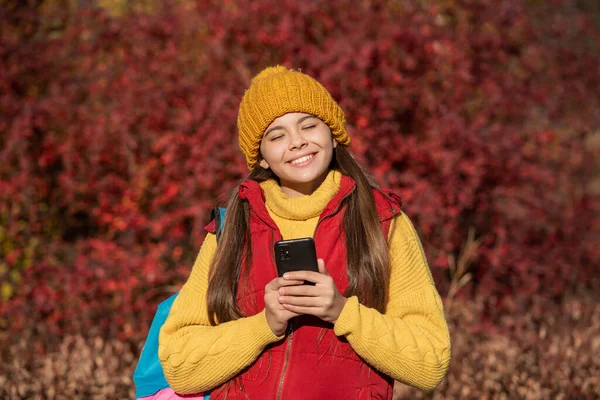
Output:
[317, 259, 328, 275]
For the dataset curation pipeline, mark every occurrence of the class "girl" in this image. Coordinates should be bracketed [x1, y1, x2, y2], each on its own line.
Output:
[158, 66, 451, 399]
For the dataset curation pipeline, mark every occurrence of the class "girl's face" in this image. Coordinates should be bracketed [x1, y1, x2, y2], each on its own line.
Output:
[259, 112, 337, 198]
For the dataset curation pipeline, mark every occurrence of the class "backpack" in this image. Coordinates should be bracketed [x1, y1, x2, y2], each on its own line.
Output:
[133, 208, 226, 399]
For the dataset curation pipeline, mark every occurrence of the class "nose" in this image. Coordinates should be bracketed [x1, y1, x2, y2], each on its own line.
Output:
[288, 129, 308, 150]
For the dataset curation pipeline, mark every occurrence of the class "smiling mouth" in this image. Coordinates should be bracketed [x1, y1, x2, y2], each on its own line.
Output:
[289, 153, 316, 165]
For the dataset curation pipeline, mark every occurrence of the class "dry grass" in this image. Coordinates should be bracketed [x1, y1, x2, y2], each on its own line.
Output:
[395, 291, 600, 399]
[1, 291, 599, 399]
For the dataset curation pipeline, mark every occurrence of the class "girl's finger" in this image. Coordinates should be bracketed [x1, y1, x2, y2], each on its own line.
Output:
[283, 270, 325, 284]
[280, 304, 320, 315]
[278, 285, 319, 296]
[277, 277, 306, 287]
[279, 296, 321, 307]
[317, 259, 328, 275]
[266, 277, 304, 290]
[281, 309, 302, 318]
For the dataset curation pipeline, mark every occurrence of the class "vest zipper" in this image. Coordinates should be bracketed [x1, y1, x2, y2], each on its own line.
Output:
[272, 184, 353, 398]
[276, 320, 294, 400]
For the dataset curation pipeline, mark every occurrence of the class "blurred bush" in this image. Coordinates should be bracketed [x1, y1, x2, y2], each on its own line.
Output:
[0, 0, 599, 354]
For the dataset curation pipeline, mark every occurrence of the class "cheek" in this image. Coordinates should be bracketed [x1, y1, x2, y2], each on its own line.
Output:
[260, 142, 285, 162]
[321, 135, 335, 151]
[315, 127, 335, 149]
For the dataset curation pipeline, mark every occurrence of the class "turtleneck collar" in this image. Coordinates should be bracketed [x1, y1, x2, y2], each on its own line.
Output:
[259, 169, 342, 221]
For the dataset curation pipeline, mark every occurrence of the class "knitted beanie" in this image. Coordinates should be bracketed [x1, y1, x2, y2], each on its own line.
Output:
[237, 65, 350, 170]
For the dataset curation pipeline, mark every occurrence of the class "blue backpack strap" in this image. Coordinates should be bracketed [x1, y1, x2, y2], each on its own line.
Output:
[210, 207, 227, 240]
[133, 293, 178, 398]
[133, 208, 225, 399]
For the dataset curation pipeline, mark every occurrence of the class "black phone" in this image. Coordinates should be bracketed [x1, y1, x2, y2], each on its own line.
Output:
[274, 238, 320, 285]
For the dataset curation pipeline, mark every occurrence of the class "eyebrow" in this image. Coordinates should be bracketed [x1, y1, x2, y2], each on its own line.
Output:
[264, 115, 318, 137]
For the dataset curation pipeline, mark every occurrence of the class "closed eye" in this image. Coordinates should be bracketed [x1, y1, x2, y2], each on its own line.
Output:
[270, 134, 284, 141]
[302, 125, 316, 130]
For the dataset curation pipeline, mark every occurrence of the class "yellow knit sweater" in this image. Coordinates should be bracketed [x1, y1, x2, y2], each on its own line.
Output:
[159, 170, 451, 394]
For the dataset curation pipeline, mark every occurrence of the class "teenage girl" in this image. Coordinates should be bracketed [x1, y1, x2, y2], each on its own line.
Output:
[158, 66, 451, 399]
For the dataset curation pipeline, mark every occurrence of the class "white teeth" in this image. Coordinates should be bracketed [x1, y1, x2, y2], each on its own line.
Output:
[291, 154, 314, 165]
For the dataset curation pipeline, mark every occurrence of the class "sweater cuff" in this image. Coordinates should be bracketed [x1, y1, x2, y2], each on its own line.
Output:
[250, 309, 285, 345]
[333, 295, 360, 336]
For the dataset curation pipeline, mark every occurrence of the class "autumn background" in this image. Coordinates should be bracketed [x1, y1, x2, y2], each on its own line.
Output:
[1, 0, 599, 398]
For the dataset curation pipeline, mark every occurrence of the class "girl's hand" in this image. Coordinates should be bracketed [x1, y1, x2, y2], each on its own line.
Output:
[264, 277, 304, 336]
[278, 259, 348, 324]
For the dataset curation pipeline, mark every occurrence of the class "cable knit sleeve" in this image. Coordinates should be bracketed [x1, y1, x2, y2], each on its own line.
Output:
[158, 233, 283, 395]
[333, 212, 451, 391]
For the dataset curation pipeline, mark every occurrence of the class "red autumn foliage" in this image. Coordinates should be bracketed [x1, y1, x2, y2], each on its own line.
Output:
[0, 0, 599, 350]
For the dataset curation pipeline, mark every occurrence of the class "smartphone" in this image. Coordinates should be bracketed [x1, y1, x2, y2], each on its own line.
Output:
[274, 238, 319, 285]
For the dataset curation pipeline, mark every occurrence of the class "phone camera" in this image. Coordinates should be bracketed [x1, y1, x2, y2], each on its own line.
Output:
[279, 247, 291, 260]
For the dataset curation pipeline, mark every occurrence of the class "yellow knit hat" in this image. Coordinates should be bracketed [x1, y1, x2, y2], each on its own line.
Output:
[237, 66, 350, 170]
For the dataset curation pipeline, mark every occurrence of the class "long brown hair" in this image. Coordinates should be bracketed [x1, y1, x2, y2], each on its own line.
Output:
[207, 146, 391, 325]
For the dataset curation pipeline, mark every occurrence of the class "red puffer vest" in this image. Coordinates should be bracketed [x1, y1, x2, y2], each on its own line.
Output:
[205, 174, 402, 400]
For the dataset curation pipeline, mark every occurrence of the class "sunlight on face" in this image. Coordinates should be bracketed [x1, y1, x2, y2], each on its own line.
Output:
[259, 112, 337, 198]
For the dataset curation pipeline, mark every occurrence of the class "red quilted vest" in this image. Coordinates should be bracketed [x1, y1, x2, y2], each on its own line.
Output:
[206, 174, 402, 400]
